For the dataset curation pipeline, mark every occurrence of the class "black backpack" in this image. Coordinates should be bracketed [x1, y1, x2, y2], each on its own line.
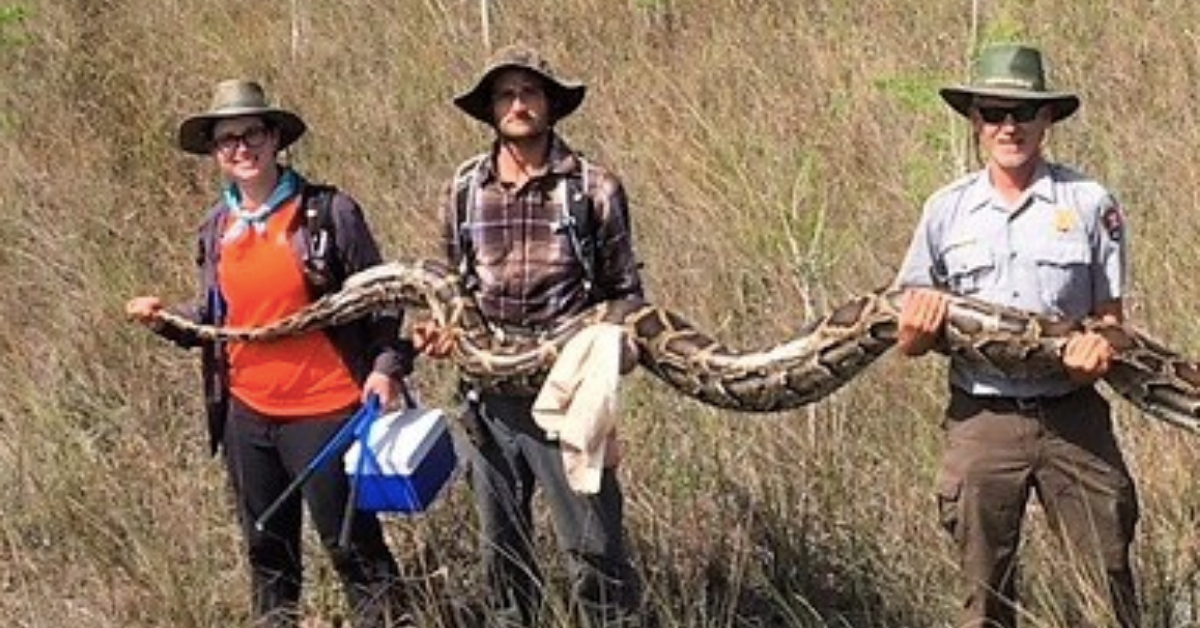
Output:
[450, 153, 597, 294]
[297, 182, 344, 294]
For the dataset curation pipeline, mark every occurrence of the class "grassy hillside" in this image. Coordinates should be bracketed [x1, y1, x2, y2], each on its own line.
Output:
[4, 1, 1200, 626]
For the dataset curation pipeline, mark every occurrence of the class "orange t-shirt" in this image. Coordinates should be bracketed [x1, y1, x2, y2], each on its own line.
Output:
[219, 197, 361, 418]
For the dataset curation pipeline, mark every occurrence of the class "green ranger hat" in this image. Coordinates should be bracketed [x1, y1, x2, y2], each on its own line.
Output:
[940, 43, 1080, 122]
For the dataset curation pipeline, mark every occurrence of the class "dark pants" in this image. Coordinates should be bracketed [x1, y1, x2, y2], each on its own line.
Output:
[937, 386, 1140, 628]
[224, 397, 405, 628]
[467, 392, 642, 627]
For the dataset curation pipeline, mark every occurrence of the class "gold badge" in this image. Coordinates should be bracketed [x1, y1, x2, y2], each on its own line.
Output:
[1053, 207, 1076, 232]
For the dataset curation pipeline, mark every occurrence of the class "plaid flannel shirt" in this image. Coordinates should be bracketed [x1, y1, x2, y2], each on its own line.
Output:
[440, 134, 644, 330]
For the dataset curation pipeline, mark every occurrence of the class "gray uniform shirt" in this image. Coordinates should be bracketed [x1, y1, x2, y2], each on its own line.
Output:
[896, 161, 1128, 398]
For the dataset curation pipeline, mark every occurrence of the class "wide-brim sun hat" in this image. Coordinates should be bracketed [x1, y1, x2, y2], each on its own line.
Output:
[453, 44, 586, 126]
[177, 79, 307, 155]
[940, 43, 1080, 123]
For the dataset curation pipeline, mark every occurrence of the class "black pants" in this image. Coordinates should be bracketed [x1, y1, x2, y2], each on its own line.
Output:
[467, 392, 643, 627]
[224, 397, 404, 627]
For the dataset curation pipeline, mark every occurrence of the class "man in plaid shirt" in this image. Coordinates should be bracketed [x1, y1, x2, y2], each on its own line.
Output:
[415, 44, 645, 627]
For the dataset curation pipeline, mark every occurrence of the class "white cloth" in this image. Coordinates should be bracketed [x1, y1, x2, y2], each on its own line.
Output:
[532, 323, 626, 494]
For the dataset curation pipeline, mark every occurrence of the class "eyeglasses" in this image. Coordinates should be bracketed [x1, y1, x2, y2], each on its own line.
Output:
[212, 125, 271, 154]
[974, 103, 1044, 125]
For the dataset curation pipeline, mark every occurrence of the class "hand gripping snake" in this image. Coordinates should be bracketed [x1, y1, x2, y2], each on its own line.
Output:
[150, 259, 1200, 433]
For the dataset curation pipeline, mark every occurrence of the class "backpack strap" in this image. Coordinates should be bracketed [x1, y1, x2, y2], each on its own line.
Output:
[451, 153, 489, 291]
[299, 183, 342, 294]
[554, 156, 597, 295]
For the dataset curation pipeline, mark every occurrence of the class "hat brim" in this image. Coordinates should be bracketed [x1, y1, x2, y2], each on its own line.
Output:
[453, 65, 586, 126]
[940, 86, 1080, 122]
[177, 108, 307, 155]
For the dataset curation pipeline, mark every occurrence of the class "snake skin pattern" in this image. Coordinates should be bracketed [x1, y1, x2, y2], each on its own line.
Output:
[151, 259, 1200, 432]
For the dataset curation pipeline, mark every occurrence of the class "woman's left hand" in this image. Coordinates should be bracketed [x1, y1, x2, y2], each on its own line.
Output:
[362, 372, 404, 409]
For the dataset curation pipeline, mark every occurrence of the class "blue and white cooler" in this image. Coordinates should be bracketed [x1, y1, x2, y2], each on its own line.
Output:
[343, 405, 457, 514]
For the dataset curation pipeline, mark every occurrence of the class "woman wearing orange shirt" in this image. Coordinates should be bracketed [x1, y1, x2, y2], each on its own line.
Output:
[126, 80, 415, 628]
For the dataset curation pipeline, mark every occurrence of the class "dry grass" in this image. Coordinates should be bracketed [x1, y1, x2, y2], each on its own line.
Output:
[5, 0, 1200, 626]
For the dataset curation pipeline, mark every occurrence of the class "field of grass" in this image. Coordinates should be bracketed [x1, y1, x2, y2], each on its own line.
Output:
[5, 1, 1200, 626]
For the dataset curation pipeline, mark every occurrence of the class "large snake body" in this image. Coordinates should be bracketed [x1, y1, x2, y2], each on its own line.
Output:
[153, 259, 1200, 431]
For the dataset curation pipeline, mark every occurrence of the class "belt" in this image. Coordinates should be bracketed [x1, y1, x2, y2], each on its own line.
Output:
[950, 386, 1090, 417]
[487, 321, 553, 341]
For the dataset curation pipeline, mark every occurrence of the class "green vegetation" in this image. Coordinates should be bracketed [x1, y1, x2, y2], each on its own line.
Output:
[4, 1, 1200, 626]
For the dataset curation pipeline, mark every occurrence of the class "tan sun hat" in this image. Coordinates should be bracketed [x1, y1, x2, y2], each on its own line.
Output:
[453, 44, 586, 126]
[177, 79, 307, 155]
[940, 43, 1080, 122]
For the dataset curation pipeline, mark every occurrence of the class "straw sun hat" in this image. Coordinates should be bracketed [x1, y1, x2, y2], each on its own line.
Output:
[177, 79, 306, 155]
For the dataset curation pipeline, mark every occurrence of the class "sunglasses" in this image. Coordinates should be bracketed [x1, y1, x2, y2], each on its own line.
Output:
[212, 125, 271, 154]
[974, 103, 1044, 124]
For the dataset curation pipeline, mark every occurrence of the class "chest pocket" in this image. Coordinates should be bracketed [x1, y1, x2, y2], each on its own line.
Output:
[942, 245, 994, 295]
[1031, 240, 1091, 307]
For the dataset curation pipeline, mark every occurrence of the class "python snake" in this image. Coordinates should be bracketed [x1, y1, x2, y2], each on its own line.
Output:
[151, 259, 1200, 432]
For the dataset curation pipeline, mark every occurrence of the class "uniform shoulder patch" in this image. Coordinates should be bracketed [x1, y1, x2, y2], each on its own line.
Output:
[1101, 203, 1125, 242]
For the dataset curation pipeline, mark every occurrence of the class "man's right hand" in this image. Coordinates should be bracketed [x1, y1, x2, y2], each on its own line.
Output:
[412, 320, 457, 359]
[896, 288, 949, 357]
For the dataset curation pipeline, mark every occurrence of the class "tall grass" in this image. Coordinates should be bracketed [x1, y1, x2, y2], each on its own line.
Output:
[4, 0, 1200, 626]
